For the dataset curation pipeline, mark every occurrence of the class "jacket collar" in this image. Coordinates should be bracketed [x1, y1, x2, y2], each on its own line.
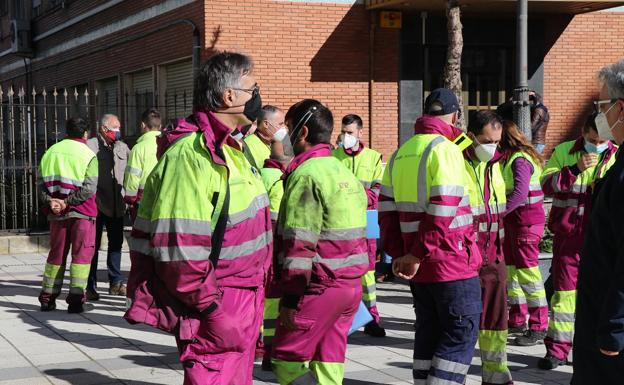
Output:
[414, 115, 464, 142]
[463, 145, 504, 165]
[67, 137, 87, 144]
[570, 135, 618, 156]
[157, 111, 231, 165]
[344, 141, 364, 156]
[263, 158, 286, 172]
[137, 130, 161, 143]
[286, 144, 332, 176]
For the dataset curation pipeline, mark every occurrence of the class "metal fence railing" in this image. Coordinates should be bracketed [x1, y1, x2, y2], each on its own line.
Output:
[0, 85, 192, 232]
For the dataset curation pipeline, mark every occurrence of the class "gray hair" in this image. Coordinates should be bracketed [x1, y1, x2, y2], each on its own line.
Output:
[193, 52, 254, 111]
[599, 59, 624, 99]
[256, 105, 281, 125]
[100, 114, 118, 128]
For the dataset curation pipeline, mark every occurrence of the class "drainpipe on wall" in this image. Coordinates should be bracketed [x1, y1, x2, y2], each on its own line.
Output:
[369, 11, 376, 148]
[513, 0, 531, 140]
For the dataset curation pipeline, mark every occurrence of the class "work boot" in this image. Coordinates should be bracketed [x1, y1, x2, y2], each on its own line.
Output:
[109, 283, 127, 296]
[67, 303, 94, 314]
[514, 330, 547, 346]
[262, 354, 272, 372]
[538, 354, 567, 370]
[508, 325, 527, 336]
[40, 302, 56, 312]
[364, 321, 386, 337]
[86, 287, 100, 301]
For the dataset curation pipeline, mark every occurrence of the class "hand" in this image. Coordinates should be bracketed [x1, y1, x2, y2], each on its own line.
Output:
[600, 349, 620, 356]
[278, 308, 298, 331]
[577, 153, 598, 172]
[392, 254, 421, 280]
[49, 199, 66, 215]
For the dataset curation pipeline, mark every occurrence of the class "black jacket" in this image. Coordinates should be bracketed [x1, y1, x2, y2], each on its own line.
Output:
[576, 148, 624, 352]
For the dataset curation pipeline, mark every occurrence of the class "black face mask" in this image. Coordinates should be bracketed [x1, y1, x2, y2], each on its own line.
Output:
[243, 90, 262, 122]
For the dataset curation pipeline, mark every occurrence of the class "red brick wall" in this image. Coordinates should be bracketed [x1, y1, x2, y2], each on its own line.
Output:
[203, 0, 399, 159]
[543, 11, 624, 153]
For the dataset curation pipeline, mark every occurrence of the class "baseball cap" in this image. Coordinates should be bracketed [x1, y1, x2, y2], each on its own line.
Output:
[424, 88, 460, 116]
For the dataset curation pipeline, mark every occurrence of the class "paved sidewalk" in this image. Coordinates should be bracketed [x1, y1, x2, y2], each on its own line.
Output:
[0, 252, 572, 385]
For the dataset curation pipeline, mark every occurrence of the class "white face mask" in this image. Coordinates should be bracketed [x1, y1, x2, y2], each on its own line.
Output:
[342, 133, 359, 150]
[595, 103, 619, 142]
[474, 142, 497, 163]
[273, 127, 288, 142]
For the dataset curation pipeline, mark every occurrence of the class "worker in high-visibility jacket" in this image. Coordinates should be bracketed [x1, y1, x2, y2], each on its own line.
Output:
[259, 134, 292, 372]
[379, 88, 482, 385]
[499, 121, 548, 347]
[271, 99, 369, 385]
[538, 113, 617, 370]
[333, 113, 385, 338]
[244, 105, 285, 172]
[38, 117, 98, 314]
[465, 111, 512, 385]
[124, 52, 272, 385]
[123, 108, 161, 221]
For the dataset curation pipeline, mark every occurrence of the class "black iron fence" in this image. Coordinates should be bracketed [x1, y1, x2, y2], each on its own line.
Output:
[0, 86, 192, 232]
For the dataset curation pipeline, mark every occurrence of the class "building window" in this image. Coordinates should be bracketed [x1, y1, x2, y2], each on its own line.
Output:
[160, 59, 193, 122]
[95, 76, 119, 122]
[124, 69, 154, 137]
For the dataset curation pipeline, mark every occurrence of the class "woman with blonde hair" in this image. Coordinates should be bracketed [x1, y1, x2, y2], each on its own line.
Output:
[500, 121, 548, 347]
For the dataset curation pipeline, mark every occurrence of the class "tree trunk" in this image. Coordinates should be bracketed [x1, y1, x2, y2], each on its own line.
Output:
[443, 0, 465, 129]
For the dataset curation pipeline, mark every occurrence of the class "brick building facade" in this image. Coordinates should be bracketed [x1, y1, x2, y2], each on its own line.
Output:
[0, 0, 622, 158]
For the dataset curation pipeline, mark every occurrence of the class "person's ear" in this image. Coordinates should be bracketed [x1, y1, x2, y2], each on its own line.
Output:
[222, 88, 236, 108]
[299, 125, 309, 143]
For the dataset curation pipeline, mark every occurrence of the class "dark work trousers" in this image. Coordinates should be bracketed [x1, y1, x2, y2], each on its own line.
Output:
[87, 211, 124, 289]
[411, 277, 482, 385]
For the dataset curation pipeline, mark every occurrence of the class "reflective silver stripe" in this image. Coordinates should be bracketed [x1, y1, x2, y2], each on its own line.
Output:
[400, 221, 420, 233]
[270, 212, 279, 221]
[396, 201, 425, 213]
[387, 151, 398, 186]
[220, 231, 271, 260]
[483, 371, 513, 384]
[472, 205, 486, 216]
[70, 278, 88, 286]
[577, 206, 585, 216]
[430, 184, 464, 197]
[413, 359, 432, 370]
[316, 252, 368, 269]
[289, 372, 318, 385]
[320, 227, 366, 241]
[508, 280, 521, 290]
[431, 356, 470, 375]
[42, 277, 63, 286]
[529, 184, 543, 191]
[426, 204, 457, 217]
[153, 218, 212, 236]
[478, 222, 499, 232]
[380, 185, 394, 198]
[496, 203, 506, 213]
[42, 175, 83, 186]
[228, 194, 270, 227]
[481, 350, 507, 362]
[48, 185, 73, 195]
[128, 166, 142, 177]
[282, 228, 319, 244]
[571, 184, 585, 193]
[133, 217, 152, 233]
[371, 179, 382, 187]
[417, 137, 446, 204]
[552, 312, 575, 323]
[449, 214, 472, 229]
[508, 296, 526, 305]
[125, 190, 138, 198]
[520, 281, 545, 293]
[152, 246, 212, 262]
[378, 201, 397, 212]
[42, 286, 61, 294]
[552, 198, 579, 208]
[548, 330, 574, 342]
[363, 299, 377, 307]
[361, 180, 372, 189]
[282, 257, 313, 271]
[526, 195, 544, 204]
[68, 287, 84, 294]
[83, 176, 98, 194]
[526, 296, 548, 307]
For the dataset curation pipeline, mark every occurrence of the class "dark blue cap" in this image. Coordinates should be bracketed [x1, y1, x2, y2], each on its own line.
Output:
[424, 88, 459, 116]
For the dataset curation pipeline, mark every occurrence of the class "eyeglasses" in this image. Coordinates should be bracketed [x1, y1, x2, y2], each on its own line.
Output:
[593, 98, 622, 112]
[232, 84, 259, 96]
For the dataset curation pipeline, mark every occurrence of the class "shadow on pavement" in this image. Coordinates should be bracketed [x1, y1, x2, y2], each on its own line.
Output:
[44, 368, 166, 385]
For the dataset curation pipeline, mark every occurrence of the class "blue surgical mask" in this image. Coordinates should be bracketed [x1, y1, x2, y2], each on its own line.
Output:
[584, 140, 608, 154]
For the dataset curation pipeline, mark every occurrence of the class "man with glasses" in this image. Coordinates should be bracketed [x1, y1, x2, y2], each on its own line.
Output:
[125, 52, 271, 385]
[573, 59, 624, 384]
[244, 105, 286, 172]
[86, 114, 129, 300]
